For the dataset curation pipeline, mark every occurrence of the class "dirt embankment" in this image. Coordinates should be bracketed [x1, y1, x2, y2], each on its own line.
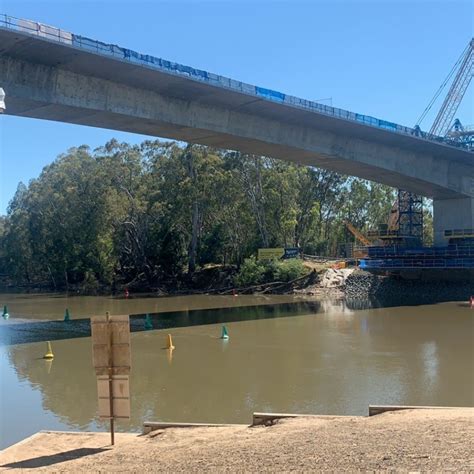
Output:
[295, 267, 354, 297]
[1, 408, 472, 472]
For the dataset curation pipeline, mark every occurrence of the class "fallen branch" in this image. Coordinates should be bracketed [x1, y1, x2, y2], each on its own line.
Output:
[218, 270, 317, 296]
[260, 271, 316, 294]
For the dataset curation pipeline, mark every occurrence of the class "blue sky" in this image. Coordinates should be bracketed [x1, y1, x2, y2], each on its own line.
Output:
[0, 0, 472, 214]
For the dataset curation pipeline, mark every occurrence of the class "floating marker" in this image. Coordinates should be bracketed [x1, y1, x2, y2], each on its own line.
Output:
[64, 308, 71, 322]
[144, 314, 153, 330]
[2, 305, 9, 320]
[220, 325, 229, 340]
[166, 334, 175, 350]
[43, 341, 54, 359]
[45, 358, 53, 374]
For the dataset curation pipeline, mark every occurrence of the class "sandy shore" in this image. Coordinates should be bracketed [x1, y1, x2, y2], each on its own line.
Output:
[1, 408, 473, 472]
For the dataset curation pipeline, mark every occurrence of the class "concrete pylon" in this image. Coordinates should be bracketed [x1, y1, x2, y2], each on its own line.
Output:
[433, 197, 473, 245]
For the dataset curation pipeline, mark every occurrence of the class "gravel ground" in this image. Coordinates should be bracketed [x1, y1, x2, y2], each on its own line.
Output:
[1, 408, 473, 472]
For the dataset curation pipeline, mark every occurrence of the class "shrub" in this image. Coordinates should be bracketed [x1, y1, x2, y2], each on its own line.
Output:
[234, 257, 306, 287]
[234, 256, 265, 287]
[82, 270, 100, 294]
[275, 258, 306, 282]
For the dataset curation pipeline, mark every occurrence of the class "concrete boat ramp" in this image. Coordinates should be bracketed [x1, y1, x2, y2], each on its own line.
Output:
[1, 406, 472, 471]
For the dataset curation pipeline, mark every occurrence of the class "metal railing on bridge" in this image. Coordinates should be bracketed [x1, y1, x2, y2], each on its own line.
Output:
[1, 13, 472, 152]
[444, 229, 474, 239]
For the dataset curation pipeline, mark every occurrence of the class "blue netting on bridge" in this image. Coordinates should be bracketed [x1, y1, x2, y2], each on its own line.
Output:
[0, 14, 471, 151]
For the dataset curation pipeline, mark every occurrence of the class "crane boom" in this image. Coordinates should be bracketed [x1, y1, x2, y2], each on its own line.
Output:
[430, 38, 474, 137]
[344, 221, 371, 246]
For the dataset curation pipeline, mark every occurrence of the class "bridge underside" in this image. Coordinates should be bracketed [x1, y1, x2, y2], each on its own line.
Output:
[0, 26, 473, 246]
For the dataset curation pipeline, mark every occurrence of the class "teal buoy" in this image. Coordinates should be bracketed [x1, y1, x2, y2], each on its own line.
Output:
[144, 314, 153, 330]
[2, 305, 9, 320]
[220, 325, 229, 340]
[64, 308, 71, 322]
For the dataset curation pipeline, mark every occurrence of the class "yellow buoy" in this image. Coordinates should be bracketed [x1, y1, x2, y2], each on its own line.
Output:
[43, 341, 54, 359]
[166, 334, 175, 350]
[166, 347, 174, 364]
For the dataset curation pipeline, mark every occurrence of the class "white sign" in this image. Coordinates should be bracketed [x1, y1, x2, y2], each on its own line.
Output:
[91, 313, 132, 432]
[97, 375, 130, 420]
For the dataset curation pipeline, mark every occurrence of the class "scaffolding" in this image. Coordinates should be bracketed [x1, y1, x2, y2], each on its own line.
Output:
[366, 189, 423, 247]
[397, 190, 423, 243]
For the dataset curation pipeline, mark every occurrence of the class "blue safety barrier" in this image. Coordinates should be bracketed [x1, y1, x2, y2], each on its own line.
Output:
[0, 13, 472, 152]
[255, 86, 285, 102]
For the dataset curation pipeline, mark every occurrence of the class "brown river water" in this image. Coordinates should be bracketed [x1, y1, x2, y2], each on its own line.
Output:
[0, 293, 473, 450]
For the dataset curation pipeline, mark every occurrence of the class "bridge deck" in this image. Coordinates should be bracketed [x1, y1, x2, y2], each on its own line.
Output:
[0, 13, 471, 165]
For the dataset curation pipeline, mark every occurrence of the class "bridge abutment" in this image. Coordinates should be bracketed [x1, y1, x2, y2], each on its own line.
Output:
[433, 197, 474, 245]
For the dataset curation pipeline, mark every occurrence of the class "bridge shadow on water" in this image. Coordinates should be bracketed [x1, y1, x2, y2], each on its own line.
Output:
[0, 300, 364, 346]
[1, 294, 455, 346]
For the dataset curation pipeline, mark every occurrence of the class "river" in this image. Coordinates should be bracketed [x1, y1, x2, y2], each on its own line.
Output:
[0, 293, 472, 450]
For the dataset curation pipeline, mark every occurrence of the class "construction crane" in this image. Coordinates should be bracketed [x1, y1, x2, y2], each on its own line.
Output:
[344, 41, 472, 253]
[387, 200, 398, 232]
[426, 38, 473, 138]
[446, 118, 474, 149]
[389, 38, 474, 245]
[344, 221, 371, 246]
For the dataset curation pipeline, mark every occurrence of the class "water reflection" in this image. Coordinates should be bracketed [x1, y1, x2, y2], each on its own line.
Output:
[0, 293, 316, 321]
[1, 301, 328, 345]
[1, 300, 473, 451]
[421, 341, 439, 390]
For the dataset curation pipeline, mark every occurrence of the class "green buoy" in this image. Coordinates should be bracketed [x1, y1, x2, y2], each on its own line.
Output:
[220, 325, 229, 340]
[2, 305, 9, 320]
[64, 308, 71, 322]
[144, 314, 153, 330]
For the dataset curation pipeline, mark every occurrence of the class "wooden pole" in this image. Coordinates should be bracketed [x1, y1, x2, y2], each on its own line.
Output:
[106, 311, 115, 446]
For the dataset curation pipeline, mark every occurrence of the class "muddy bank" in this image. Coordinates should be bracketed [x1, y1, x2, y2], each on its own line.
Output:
[0, 264, 316, 297]
[2, 265, 472, 306]
[1, 409, 472, 472]
[0, 265, 239, 296]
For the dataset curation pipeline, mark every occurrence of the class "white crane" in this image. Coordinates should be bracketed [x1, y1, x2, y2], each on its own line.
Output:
[390, 38, 474, 243]
[417, 38, 474, 140]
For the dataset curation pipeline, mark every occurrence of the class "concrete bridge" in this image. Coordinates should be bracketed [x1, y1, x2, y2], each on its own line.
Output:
[0, 15, 472, 244]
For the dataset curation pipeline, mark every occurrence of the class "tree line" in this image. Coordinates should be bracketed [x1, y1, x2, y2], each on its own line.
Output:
[0, 139, 432, 291]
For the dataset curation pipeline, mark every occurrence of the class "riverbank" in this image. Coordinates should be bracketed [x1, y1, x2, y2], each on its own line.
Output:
[1, 408, 472, 471]
[2, 264, 472, 305]
[0, 261, 324, 297]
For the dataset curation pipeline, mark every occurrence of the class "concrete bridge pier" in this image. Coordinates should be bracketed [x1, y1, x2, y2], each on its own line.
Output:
[433, 197, 474, 245]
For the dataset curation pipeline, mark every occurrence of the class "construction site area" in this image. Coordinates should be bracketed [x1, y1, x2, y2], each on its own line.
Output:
[337, 39, 473, 279]
[342, 190, 473, 277]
